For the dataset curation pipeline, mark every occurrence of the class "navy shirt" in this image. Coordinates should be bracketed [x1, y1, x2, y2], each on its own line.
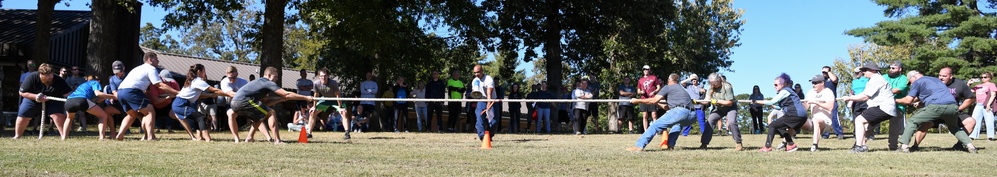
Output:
[908, 76, 957, 105]
[19, 72, 71, 97]
[426, 79, 446, 99]
[233, 78, 282, 103]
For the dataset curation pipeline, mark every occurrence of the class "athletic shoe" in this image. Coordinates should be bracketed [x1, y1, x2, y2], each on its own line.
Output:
[897, 144, 910, 153]
[758, 147, 773, 152]
[810, 146, 818, 152]
[989, 138, 995, 141]
[775, 142, 786, 150]
[849, 145, 868, 153]
[785, 144, 798, 152]
[735, 143, 743, 151]
[307, 133, 313, 138]
[344, 133, 351, 140]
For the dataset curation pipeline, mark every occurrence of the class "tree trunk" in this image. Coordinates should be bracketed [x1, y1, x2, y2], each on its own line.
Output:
[33, 0, 58, 64]
[260, 0, 286, 86]
[544, 0, 563, 125]
[88, 1, 139, 85]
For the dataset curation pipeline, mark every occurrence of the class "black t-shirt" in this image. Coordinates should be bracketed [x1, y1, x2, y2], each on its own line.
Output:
[945, 78, 975, 104]
[19, 72, 71, 97]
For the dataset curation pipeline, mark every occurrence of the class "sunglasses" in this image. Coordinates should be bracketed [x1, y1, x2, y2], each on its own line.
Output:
[984, 76, 991, 78]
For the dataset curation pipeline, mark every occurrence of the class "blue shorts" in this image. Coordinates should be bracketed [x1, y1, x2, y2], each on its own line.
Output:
[171, 98, 199, 120]
[117, 88, 151, 113]
[17, 98, 66, 118]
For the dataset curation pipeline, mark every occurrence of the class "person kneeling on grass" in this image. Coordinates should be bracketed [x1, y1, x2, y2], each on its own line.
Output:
[626, 73, 696, 152]
[230, 67, 314, 144]
[751, 73, 807, 152]
[63, 75, 117, 140]
[895, 71, 977, 153]
[172, 64, 233, 142]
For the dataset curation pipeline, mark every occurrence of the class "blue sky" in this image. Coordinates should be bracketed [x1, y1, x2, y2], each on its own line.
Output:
[4, 0, 892, 95]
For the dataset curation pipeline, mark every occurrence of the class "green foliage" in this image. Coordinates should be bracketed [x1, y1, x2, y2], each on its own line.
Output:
[830, 43, 913, 95]
[847, 0, 997, 79]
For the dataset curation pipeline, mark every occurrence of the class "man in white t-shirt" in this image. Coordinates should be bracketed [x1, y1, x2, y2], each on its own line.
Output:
[472, 65, 497, 141]
[113, 52, 179, 141]
[802, 75, 835, 152]
[840, 63, 896, 152]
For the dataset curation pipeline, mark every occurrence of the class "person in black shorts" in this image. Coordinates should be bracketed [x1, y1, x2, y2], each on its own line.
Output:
[63, 75, 117, 140]
[229, 67, 313, 144]
[14, 63, 72, 139]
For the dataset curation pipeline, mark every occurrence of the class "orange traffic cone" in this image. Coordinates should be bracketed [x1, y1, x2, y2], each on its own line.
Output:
[480, 131, 492, 149]
[298, 127, 308, 144]
[659, 131, 669, 149]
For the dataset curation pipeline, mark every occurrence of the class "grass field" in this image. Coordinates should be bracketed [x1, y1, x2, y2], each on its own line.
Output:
[0, 129, 994, 176]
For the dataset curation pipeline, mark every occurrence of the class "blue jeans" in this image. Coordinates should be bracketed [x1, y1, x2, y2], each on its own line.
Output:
[476, 102, 497, 139]
[971, 104, 995, 139]
[681, 108, 705, 135]
[635, 107, 695, 148]
[824, 102, 843, 138]
[536, 108, 551, 133]
[415, 106, 428, 132]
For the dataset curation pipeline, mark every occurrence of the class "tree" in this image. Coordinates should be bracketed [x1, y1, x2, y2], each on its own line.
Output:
[177, 3, 259, 63]
[87, 1, 143, 85]
[847, 0, 997, 79]
[139, 22, 183, 54]
[830, 43, 913, 95]
[33, 0, 60, 64]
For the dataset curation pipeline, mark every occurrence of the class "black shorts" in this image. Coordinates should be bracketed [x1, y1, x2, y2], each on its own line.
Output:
[65, 98, 96, 113]
[932, 112, 971, 125]
[861, 107, 894, 125]
[639, 104, 656, 112]
[618, 105, 635, 121]
[852, 101, 868, 115]
[232, 100, 271, 122]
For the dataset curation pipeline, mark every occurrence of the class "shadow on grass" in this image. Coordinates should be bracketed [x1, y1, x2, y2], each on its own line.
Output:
[369, 137, 406, 140]
[506, 139, 549, 143]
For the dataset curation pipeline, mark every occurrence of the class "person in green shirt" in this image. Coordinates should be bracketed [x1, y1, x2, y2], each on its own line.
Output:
[446, 70, 465, 132]
[883, 61, 909, 150]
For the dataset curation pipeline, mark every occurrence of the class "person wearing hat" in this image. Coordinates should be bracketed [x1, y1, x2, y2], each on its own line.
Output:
[637, 65, 662, 132]
[820, 66, 844, 140]
[102, 61, 127, 133]
[850, 66, 873, 140]
[882, 61, 908, 150]
[839, 63, 896, 152]
[895, 70, 977, 153]
[801, 74, 835, 151]
[113, 52, 179, 141]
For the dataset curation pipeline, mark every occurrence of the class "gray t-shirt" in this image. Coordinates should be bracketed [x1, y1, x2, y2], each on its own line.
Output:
[232, 78, 282, 104]
[656, 84, 693, 109]
[313, 79, 339, 97]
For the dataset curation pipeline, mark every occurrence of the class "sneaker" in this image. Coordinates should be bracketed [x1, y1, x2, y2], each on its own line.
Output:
[344, 133, 351, 140]
[837, 136, 845, 140]
[758, 147, 773, 152]
[849, 145, 868, 153]
[699, 144, 708, 150]
[307, 133, 313, 138]
[575, 132, 582, 135]
[810, 146, 818, 152]
[909, 146, 920, 152]
[785, 144, 798, 152]
[897, 144, 910, 153]
[989, 138, 995, 141]
[775, 142, 787, 150]
[626, 147, 643, 152]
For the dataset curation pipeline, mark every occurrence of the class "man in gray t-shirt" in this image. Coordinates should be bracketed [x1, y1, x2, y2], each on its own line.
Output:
[627, 73, 695, 152]
[228, 67, 313, 144]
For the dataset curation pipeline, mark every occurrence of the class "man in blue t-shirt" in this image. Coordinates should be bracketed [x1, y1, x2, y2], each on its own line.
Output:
[626, 73, 696, 152]
[895, 70, 976, 153]
[821, 66, 843, 139]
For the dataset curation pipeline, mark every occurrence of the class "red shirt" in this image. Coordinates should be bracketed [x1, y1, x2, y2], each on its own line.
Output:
[638, 75, 660, 98]
[148, 80, 180, 109]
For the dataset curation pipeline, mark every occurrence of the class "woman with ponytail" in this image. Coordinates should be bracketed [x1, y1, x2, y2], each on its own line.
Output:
[172, 64, 232, 141]
[750, 73, 807, 152]
[63, 74, 117, 140]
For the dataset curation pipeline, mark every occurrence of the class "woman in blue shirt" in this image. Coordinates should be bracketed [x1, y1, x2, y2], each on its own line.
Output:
[63, 75, 117, 140]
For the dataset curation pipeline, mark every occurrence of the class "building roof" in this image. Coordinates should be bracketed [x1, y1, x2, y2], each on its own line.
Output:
[0, 9, 90, 45]
[140, 47, 317, 90]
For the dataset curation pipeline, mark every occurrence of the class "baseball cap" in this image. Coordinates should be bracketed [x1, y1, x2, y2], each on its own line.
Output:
[810, 74, 825, 83]
[860, 63, 881, 71]
[853, 67, 862, 73]
[159, 69, 175, 82]
[642, 65, 651, 70]
[112, 60, 124, 73]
